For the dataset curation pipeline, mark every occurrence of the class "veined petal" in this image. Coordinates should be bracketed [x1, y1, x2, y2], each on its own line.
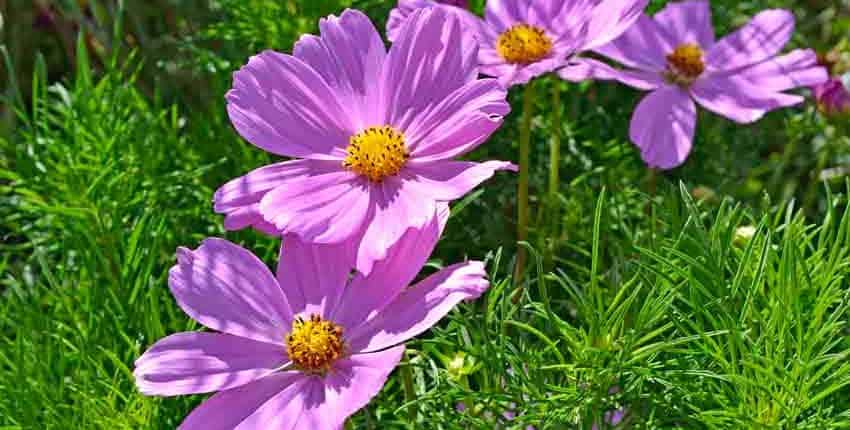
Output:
[734, 49, 828, 92]
[275, 235, 355, 318]
[706, 9, 795, 72]
[214, 160, 338, 235]
[580, 0, 649, 51]
[259, 170, 372, 245]
[348, 261, 489, 353]
[169, 238, 293, 344]
[293, 9, 385, 127]
[381, 7, 478, 130]
[178, 372, 307, 430]
[594, 15, 672, 72]
[652, 0, 714, 48]
[629, 86, 696, 170]
[558, 58, 663, 90]
[690, 75, 804, 123]
[227, 50, 355, 160]
[407, 79, 509, 162]
[387, 0, 481, 43]
[334, 205, 448, 329]
[402, 160, 517, 201]
[134, 332, 286, 396]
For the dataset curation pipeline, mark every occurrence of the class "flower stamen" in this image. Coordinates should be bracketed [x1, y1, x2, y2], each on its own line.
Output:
[343, 126, 408, 182]
[665, 43, 705, 86]
[286, 314, 345, 374]
[497, 24, 552, 64]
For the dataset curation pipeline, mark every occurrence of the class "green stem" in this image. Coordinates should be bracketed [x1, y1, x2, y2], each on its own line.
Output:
[400, 360, 416, 422]
[548, 82, 562, 199]
[514, 83, 536, 284]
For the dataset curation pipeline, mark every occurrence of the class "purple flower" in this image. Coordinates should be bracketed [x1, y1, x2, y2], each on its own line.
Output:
[591, 408, 626, 429]
[134, 206, 491, 429]
[215, 8, 513, 275]
[387, 0, 474, 43]
[578, 0, 828, 169]
[813, 78, 850, 116]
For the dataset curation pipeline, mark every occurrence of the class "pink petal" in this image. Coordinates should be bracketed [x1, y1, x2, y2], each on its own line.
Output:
[258, 170, 372, 244]
[652, 0, 714, 48]
[227, 51, 355, 160]
[706, 9, 795, 72]
[734, 49, 828, 92]
[402, 160, 517, 201]
[387, 0, 481, 43]
[580, 0, 650, 51]
[348, 261, 489, 353]
[593, 15, 673, 72]
[629, 86, 696, 170]
[381, 7, 478, 130]
[354, 176, 437, 275]
[293, 9, 385, 127]
[406, 79, 509, 162]
[292, 346, 406, 429]
[178, 372, 307, 430]
[275, 235, 355, 318]
[333, 205, 448, 329]
[484, 0, 526, 32]
[169, 238, 293, 344]
[558, 58, 663, 90]
[214, 160, 338, 235]
[134, 332, 286, 396]
[690, 75, 804, 123]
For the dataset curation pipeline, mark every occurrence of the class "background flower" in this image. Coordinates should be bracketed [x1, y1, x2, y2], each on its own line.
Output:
[582, 0, 828, 169]
[813, 77, 850, 115]
[215, 8, 513, 275]
[134, 205, 491, 429]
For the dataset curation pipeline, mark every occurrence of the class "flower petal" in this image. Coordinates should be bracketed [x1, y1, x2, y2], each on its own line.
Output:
[381, 7, 478, 130]
[387, 0, 482, 43]
[354, 176, 437, 275]
[348, 261, 489, 353]
[293, 9, 385, 127]
[258, 170, 372, 244]
[169, 238, 293, 344]
[227, 51, 355, 160]
[690, 75, 804, 123]
[406, 79, 509, 162]
[214, 160, 337, 235]
[333, 205, 448, 329]
[733, 49, 828, 92]
[402, 160, 517, 201]
[629, 86, 696, 170]
[706, 9, 795, 72]
[558, 58, 663, 90]
[593, 15, 673, 72]
[275, 235, 355, 318]
[652, 0, 714, 48]
[134, 332, 286, 396]
[291, 346, 406, 429]
[580, 0, 649, 51]
[178, 372, 307, 430]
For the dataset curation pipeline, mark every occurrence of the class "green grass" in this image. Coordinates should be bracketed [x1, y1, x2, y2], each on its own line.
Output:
[2, 1, 850, 429]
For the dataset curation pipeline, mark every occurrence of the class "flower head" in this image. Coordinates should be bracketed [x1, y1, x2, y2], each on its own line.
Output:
[134, 206, 491, 429]
[813, 78, 850, 116]
[582, 0, 829, 169]
[215, 8, 513, 275]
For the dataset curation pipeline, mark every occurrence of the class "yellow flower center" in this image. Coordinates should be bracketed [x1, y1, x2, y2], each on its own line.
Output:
[497, 24, 553, 64]
[285, 314, 345, 374]
[665, 43, 705, 86]
[343, 126, 408, 182]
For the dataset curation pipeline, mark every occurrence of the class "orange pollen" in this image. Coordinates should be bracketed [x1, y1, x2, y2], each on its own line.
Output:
[496, 24, 552, 64]
[343, 126, 408, 182]
[665, 43, 705, 86]
[285, 314, 345, 374]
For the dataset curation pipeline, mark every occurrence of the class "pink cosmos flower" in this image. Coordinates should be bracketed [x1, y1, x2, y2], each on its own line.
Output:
[134, 206, 491, 429]
[387, 0, 474, 43]
[573, 0, 828, 169]
[813, 78, 850, 116]
[215, 8, 513, 275]
[389, 0, 648, 88]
